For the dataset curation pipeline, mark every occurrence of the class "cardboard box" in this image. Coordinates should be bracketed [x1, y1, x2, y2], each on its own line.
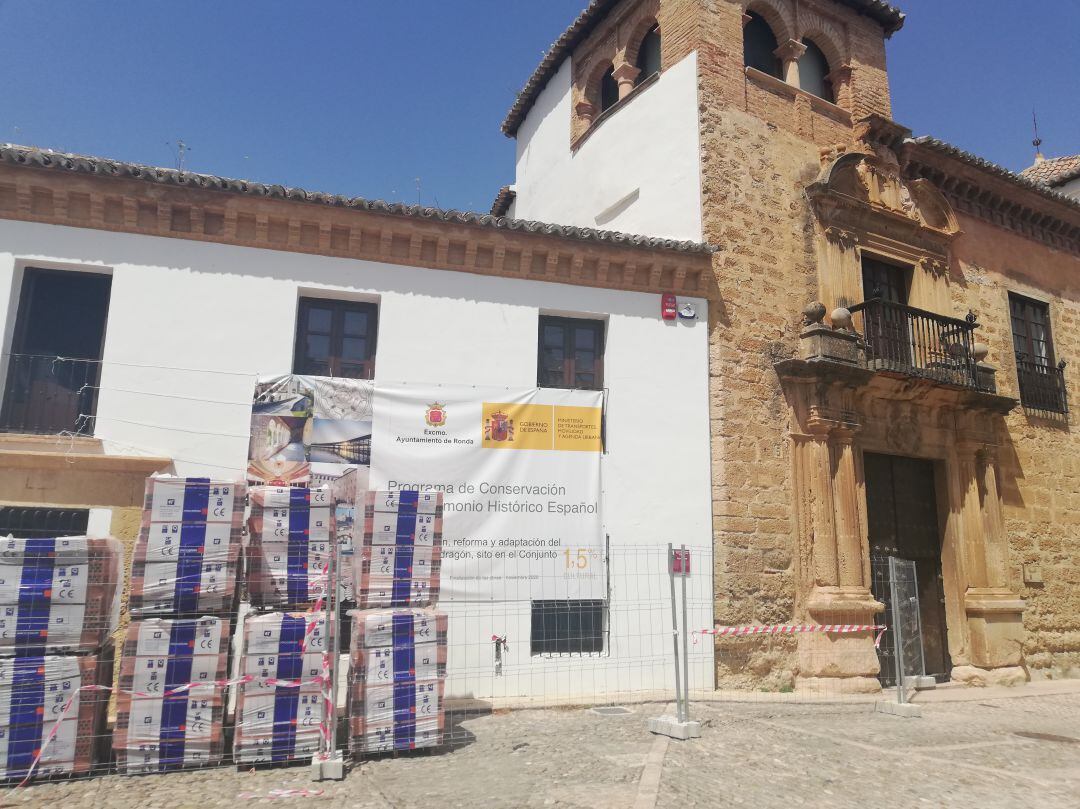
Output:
[143, 476, 245, 525]
[351, 642, 447, 683]
[129, 558, 239, 617]
[246, 495, 337, 609]
[348, 714, 444, 755]
[364, 491, 442, 516]
[114, 617, 231, 774]
[349, 608, 448, 650]
[0, 537, 122, 655]
[0, 648, 113, 780]
[114, 694, 226, 774]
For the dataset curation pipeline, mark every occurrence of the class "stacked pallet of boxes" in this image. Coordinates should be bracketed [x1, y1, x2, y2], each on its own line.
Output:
[236, 486, 334, 764]
[349, 491, 448, 755]
[0, 535, 122, 780]
[114, 475, 244, 774]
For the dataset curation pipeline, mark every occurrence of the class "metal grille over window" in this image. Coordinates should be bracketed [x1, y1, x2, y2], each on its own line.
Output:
[1010, 293, 1068, 414]
[530, 600, 607, 655]
[0, 507, 89, 538]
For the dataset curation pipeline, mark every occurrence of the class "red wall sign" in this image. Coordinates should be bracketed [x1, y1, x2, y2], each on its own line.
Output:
[661, 293, 677, 320]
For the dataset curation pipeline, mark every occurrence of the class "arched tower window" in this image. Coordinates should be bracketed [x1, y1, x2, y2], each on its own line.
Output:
[743, 11, 781, 79]
[600, 65, 619, 112]
[635, 24, 662, 84]
[798, 39, 833, 102]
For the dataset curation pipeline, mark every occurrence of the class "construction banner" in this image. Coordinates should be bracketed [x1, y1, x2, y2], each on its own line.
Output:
[370, 384, 605, 602]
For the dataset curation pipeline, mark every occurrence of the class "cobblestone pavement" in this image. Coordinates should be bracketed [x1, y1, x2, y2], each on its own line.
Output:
[10, 691, 1080, 808]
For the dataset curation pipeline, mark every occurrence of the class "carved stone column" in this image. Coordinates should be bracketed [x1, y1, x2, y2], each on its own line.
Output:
[951, 441, 1027, 687]
[612, 62, 641, 99]
[774, 39, 807, 87]
[831, 427, 865, 589]
[796, 412, 883, 694]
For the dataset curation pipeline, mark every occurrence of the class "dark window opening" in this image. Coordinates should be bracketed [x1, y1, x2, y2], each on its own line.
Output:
[635, 25, 662, 84]
[798, 39, 833, 102]
[0, 267, 111, 435]
[531, 600, 606, 655]
[600, 66, 620, 112]
[537, 316, 605, 391]
[1010, 293, 1067, 413]
[862, 256, 910, 305]
[743, 11, 782, 79]
[293, 298, 378, 379]
[0, 507, 89, 539]
[860, 256, 913, 368]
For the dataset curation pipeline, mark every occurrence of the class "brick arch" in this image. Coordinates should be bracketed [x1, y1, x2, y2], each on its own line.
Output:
[581, 55, 616, 110]
[798, 16, 847, 74]
[621, 1, 662, 67]
[744, 0, 794, 45]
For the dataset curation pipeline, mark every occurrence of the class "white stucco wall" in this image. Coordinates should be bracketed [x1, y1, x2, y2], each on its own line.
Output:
[512, 53, 703, 243]
[0, 220, 713, 700]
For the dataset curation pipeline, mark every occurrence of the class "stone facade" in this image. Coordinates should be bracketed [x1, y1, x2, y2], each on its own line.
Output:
[689, 0, 1079, 688]
[545, 0, 1080, 689]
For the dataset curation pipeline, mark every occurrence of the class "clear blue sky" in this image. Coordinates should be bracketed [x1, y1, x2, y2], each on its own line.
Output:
[1, 1, 1077, 214]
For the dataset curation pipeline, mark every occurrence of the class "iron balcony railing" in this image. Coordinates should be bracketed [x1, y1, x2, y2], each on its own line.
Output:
[0, 354, 101, 435]
[1015, 356, 1069, 415]
[848, 298, 981, 390]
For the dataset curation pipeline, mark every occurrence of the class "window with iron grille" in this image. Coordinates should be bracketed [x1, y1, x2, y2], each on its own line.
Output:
[530, 600, 607, 655]
[537, 316, 605, 391]
[293, 298, 379, 380]
[0, 507, 89, 538]
[1009, 293, 1068, 414]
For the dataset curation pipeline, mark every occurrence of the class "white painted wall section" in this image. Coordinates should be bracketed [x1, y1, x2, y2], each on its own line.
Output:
[512, 53, 703, 243]
[0, 220, 713, 699]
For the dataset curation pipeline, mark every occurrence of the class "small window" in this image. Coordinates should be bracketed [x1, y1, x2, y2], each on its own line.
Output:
[743, 11, 781, 79]
[1010, 293, 1067, 413]
[600, 66, 619, 112]
[635, 24, 662, 84]
[537, 316, 605, 390]
[531, 600, 606, 655]
[798, 39, 833, 102]
[293, 297, 378, 379]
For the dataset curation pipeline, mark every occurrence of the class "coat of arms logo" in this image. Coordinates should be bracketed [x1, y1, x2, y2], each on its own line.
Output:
[425, 402, 447, 427]
[484, 410, 514, 443]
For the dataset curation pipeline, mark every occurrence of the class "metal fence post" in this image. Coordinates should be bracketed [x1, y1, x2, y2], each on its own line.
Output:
[680, 544, 690, 723]
[888, 556, 906, 705]
[667, 543, 684, 720]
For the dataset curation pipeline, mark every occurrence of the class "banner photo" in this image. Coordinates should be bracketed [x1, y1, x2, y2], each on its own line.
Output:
[248, 374, 376, 601]
[370, 384, 605, 602]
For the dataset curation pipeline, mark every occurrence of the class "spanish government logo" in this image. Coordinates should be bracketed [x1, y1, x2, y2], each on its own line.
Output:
[484, 410, 515, 443]
[425, 402, 447, 427]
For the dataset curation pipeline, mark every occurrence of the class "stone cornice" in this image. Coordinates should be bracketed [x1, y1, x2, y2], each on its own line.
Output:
[0, 149, 715, 298]
[902, 138, 1080, 256]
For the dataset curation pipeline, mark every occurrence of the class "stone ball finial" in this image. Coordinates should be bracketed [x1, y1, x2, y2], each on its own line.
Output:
[972, 342, 990, 362]
[803, 301, 827, 326]
[831, 307, 853, 332]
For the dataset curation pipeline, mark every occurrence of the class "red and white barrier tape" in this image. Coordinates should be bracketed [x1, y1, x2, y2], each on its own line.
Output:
[237, 789, 326, 800]
[694, 624, 888, 648]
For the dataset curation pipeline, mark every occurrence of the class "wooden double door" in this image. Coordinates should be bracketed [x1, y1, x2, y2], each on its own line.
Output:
[865, 452, 952, 682]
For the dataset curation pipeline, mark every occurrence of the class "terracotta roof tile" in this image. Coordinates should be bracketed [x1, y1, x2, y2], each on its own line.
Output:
[1019, 155, 1080, 189]
[0, 143, 715, 255]
[910, 137, 1080, 214]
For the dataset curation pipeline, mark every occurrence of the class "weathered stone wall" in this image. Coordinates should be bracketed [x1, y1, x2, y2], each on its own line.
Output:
[950, 214, 1080, 680]
[693, 0, 1080, 687]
